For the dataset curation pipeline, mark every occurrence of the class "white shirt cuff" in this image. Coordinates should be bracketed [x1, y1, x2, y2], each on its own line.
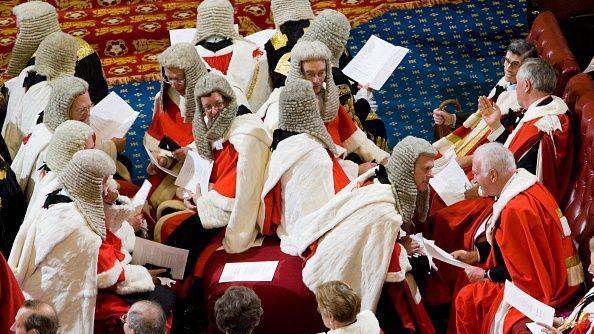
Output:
[487, 125, 505, 142]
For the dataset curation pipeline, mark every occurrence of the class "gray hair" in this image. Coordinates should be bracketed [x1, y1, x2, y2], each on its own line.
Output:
[516, 58, 557, 94]
[506, 39, 537, 59]
[473, 142, 516, 175]
[127, 301, 166, 334]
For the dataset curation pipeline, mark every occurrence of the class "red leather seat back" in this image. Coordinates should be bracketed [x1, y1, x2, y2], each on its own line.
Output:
[561, 74, 594, 275]
[527, 11, 580, 96]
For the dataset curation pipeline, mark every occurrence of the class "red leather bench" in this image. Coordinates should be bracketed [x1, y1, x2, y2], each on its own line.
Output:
[527, 11, 580, 96]
[561, 74, 594, 277]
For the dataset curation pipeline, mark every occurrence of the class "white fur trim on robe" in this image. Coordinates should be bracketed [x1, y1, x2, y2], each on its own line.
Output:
[11, 122, 52, 199]
[318, 310, 381, 334]
[258, 87, 281, 133]
[19, 81, 52, 144]
[196, 114, 271, 253]
[20, 202, 101, 334]
[504, 95, 568, 183]
[3, 65, 34, 158]
[342, 127, 390, 164]
[114, 221, 137, 255]
[281, 183, 402, 311]
[9, 176, 61, 283]
[258, 133, 337, 240]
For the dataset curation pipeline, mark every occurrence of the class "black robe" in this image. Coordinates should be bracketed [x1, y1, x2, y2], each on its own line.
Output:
[0, 134, 26, 257]
[264, 20, 310, 89]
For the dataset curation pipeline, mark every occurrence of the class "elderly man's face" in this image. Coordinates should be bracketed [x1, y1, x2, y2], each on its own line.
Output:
[502, 50, 524, 84]
[413, 155, 434, 192]
[10, 307, 35, 334]
[200, 91, 226, 124]
[471, 155, 500, 197]
[164, 67, 186, 96]
[301, 60, 327, 94]
[69, 92, 92, 124]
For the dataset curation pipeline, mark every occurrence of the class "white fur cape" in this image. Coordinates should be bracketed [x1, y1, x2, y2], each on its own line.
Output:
[281, 182, 402, 311]
[258, 133, 338, 240]
[196, 39, 271, 111]
[195, 113, 271, 253]
[11, 122, 52, 199]
[9, 176, 60, 283]
[18, 81, 52, 149]
[20, 201, 101, 334]
[3, 65, 34, 158]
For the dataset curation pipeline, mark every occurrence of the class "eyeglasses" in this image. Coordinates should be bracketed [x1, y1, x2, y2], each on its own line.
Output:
[501, 57, 522, 68]
[203, 101, 225, 112]
[304, 70, 327, 81]
[162, 76, 186, 85]
[75, 103, 94, 116]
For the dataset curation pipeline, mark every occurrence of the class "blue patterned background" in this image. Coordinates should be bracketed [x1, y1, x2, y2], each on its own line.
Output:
[113, 0, 528, 181]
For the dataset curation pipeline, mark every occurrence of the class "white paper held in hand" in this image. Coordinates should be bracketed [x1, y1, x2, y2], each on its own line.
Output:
[429, 151, 471, 206]
[174, 150, 213, 196]
[90, 91, 139, 140]
[169, 28, 196, 45]
[422, 238, 475, 270]
[342, 35, 409, 90]
[131, 180, 152, 210]
[503, 280, 555, 326]
[131, 237, 189, 280]
[219, 261, 279, 283]
[143, 139, 178, 177]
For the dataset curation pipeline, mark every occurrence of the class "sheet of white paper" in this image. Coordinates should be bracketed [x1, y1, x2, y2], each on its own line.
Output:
[503, 280, 555, 326]
[219, 261, 279, 283]
[342, 35, 409, 90]
[422, 238, 475, 270]
[429, 154, 471, 206]
[174, 150, 213, 195]
[131, 237, 189, 280]
[525, 323, 545, 334]
[245, 29, 276, 49]
[169, 28, 195, 45]
[131, 180, 152, 209]
[143, 141, 178, 177]
[90, 91, 139, 140]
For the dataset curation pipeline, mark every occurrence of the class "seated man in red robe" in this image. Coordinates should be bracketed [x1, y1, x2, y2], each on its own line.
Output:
[145, 43, 208, 219]
[301, 9, 390, 152]
[455, 142, 583, 334]
[432, 39, 536, 170]
[426, 58, 575, 316]
[1, 252, 24, 333]
[281, 136, 437, 333]
[258, 78, 351, 241]
[192, 0, 270, 111]
[155, 72, 270, 266]
[258, 40, 389, 178]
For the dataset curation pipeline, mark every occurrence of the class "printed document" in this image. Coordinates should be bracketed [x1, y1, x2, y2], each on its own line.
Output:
[131, 180, 152, 210]
[219, 261, 279, 283]
[503, 280, 555, 326]
[132, 237, 189, 280]
[90, 91, 139, 140]
[343, 35, 409, 90]
[429, 151, 471, 206]
[174, 150, 213, 196]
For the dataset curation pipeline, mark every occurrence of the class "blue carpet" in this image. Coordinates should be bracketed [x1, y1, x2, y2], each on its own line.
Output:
[114, 0, 528, 181]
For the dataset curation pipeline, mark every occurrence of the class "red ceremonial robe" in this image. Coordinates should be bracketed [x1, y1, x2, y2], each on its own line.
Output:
[455, 176, 582, 334]
[146, 90, 194, 210]
[325, 104, 358, 148]
[156, 140, 238, 244]
[425, 96, 573, 307]
[0, 253, 24, 333]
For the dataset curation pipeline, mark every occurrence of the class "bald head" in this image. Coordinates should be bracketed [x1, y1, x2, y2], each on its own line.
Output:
[11, 300, 59, 334]
[124, 301, 166, 334]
